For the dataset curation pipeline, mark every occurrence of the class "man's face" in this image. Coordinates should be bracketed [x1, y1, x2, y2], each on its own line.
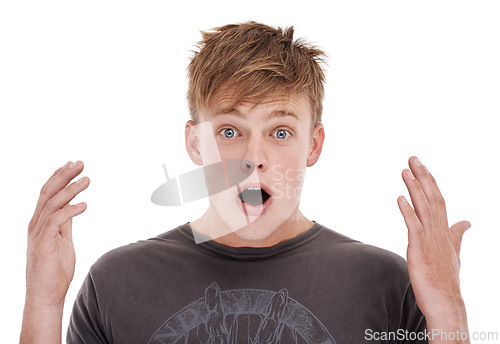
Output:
[186, 93, 323, 241]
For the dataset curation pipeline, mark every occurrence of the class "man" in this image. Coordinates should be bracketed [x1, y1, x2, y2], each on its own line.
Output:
[20, 21, 471, 343]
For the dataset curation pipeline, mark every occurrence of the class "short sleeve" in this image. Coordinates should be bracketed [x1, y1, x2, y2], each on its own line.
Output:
[396, 283, 428, 344]
[66, 271, 110, 344]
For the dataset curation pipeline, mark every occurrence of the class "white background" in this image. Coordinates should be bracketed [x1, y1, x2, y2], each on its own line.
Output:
[1, 0, 499, 342]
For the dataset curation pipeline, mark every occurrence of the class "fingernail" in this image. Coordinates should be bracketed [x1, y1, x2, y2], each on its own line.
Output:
[77, 176, 86, 184]
[63, 161, 72, 169]
[413, 157, 422, 166]
[70, 161, 79, 168]
[406, 169, 415, 180]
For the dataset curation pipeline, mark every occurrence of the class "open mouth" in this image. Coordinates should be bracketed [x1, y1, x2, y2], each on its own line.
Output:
[237, 187, 272, 207]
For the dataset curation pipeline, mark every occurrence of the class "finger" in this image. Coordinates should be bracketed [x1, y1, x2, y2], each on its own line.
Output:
[39, 202, 87, 241]
[60, 204, 74, 241]
[450, 221, 471, 257]
[34, 175, 89, 238]
[28, 161, 72, 232]
[402, 168, 433, 230]
[408, 156, 449, 231]
[31, 160, 85, 235]
[397, 195, 425, 250]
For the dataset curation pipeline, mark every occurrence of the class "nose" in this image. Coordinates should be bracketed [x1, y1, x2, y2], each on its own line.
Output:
[241, 133, 268, 173]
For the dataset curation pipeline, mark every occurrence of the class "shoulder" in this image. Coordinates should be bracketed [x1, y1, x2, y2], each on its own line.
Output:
[317, 223, 410, 282]
[88, 223, 188, 280]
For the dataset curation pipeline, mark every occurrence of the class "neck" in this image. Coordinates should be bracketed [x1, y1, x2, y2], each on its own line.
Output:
[189, 204, 314, 248]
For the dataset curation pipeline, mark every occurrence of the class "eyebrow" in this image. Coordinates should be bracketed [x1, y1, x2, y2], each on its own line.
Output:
[213, 109, 299, 120]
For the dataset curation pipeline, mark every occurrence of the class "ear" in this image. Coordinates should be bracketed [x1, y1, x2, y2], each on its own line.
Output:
[306, 123, 325, 167]
[185, 120, 203, 166]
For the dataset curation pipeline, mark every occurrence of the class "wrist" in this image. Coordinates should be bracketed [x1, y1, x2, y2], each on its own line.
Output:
[20, 299, 65, 344]
[24, 288, 66, 309]
[22, 300, 65, 317]
[425, 296, 466, 322]
[425, 297, 469, 339]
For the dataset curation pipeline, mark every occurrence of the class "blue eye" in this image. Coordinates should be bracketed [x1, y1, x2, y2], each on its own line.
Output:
[219, 128, 240, 138]
[273, 129, 291, 140]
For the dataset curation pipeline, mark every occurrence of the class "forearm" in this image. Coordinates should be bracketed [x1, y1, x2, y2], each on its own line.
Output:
[20, 299, 65, 344]
[426, 298, 470, 344]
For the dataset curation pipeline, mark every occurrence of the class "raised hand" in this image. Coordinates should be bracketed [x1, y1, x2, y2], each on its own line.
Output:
[397, 156, 470, 343]
[20, 160, 89, 343]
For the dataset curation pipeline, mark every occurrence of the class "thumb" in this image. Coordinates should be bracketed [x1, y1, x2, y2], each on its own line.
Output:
[450, 220, 471, 256]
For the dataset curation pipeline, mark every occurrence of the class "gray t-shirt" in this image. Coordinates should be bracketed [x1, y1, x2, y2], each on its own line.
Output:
[67, 221, 427, 343]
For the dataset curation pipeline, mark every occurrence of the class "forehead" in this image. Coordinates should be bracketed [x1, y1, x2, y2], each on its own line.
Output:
[201, 93, 311, 121]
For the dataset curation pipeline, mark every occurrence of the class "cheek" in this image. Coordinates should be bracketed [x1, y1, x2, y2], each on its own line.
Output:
[270, 163, 306, 202]
[272, 155, 307, 179]
[216, 145, 241, 158]
[283, 167, 304, 183]
[198, 124, 223, 165]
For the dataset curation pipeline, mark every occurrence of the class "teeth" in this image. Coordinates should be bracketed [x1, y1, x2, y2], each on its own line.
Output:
[246, 187, 261, 191]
